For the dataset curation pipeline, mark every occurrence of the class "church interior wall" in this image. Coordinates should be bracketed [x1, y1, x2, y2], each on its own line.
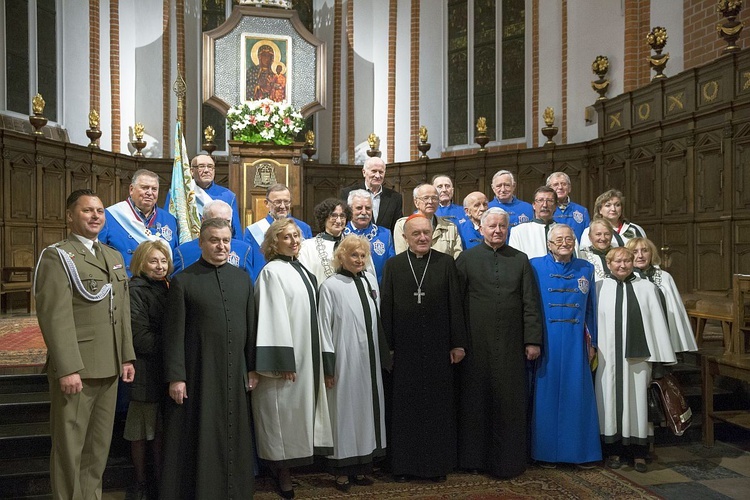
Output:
[352, 0, 374, 164]
[392, 0, 413, 163]
[60, 1, 91, 149]
[313, 0, 335, 164]
[420, 0, 445, 159]
[536, 0, 563, 147]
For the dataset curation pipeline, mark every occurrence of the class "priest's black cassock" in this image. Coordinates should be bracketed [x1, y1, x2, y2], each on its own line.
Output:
[455, 243, 543, 479]
[380, 249, 467, 478]
[161, 258, 256, 499]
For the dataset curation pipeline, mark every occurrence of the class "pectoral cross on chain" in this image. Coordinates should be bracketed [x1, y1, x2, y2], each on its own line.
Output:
[414, 287, 425, 304]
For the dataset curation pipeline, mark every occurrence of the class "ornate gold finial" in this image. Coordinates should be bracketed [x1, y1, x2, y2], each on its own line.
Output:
[305, 129, 315, 146]
[303, 130, 317, 163]
[647, 26, 670, 80]
[543, 107, 555, 127]
[134, 122, 145, 141]
[476, 117, 487, 135]
[204, 125, 215, 143]
[419, 125, 428, 143]
[32, 93, 45, 114]
[88, 109, 100, 129]
[717, 1, 744, 54]
[173, 65, 187, 125]
[591, 55, 611, 101]
[367, 133, 380, 151]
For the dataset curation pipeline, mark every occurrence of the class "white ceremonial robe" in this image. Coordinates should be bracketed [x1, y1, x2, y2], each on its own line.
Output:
[298, 234, 375, 288]
[253, 258, 334, 465]
[595, 275, 676, 446]
[579, 246, 610, 282]
[643, 266, 699, 353]
[508, 220, 579, 259]
[581, 220, 646, 249]
[319, 271, 387, 466]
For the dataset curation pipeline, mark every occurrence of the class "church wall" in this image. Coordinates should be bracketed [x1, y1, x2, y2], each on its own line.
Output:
[352, 0, 375, 163]
[392, 0, 413, 163]
[651, 0, 684, 75]
[60, 1, 91, 149]
[313, 0, 335, 164]
[419, 0, 445, 159]
[536, 0, 563, 147]
[684, 0, 736, 70]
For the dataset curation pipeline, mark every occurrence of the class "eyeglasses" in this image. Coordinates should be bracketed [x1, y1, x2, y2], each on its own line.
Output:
[534, 198, 556, 205]
[417, 196, 439, 203]
[192, 165, 215, 172]
[550, 236, 576, 245]
[328, 213, 347, 220]
[267, 199, 292, 207]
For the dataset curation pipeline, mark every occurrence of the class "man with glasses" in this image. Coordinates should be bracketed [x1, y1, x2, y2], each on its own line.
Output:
[487, 170, 534, 236]
[165, 154, 243, 238]
[243, 183, 312, 280]
[528, 224, 601, 469]
[509, 186, 578, 259]
[393, 184, 462, 258]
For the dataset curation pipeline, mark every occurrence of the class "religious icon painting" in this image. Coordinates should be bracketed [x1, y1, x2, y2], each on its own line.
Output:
[241, 34, 292, 103]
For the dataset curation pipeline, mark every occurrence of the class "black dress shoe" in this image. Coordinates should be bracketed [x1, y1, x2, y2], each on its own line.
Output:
[350, 475, 374, 486]
[393, 474, 408, 483]
[335, 476, 351, 492]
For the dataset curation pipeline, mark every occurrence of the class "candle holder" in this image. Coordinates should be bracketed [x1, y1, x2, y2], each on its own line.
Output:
[132, 122, 146, 157]
[475, 117, 490, 152]
[366, 133, 382, 158]
[417, 125, 431, 159]
[541, 107, 558, 146]
[29, 93, 47, 135]
[86, 109, 101, 148]
[202, 125, 217, 156]
[303, 130, 317, 163]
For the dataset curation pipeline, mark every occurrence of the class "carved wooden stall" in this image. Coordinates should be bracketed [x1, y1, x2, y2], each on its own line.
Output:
[304, 50, 750, 294]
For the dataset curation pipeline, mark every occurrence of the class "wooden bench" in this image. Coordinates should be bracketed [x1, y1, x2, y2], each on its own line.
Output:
[0, 267, 34, 314]
[684, 293, 734, 354]
[702, 353, 750, 447]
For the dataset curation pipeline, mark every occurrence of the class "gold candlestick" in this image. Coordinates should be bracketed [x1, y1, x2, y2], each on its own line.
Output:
[132, 122, 147, 157]
[29, 93, 47, 135]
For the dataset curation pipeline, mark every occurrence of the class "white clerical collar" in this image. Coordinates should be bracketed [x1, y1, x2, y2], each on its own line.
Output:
[70, 233, 98, 255]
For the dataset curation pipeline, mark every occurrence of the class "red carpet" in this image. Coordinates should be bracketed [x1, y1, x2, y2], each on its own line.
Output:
[0, 316, 46, 367]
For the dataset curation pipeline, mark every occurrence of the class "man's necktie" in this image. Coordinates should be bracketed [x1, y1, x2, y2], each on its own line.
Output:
[93, 242, 107, 268]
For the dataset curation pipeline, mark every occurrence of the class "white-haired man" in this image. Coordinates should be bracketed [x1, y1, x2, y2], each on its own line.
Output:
[547, 171, 590, 242]
[432, 174, 465, 223]
[487, 170, 534, 236]
[343, 189, 395, 283]
[392, 184, 462, 258]
[457, 192, 488, 250]
[340, 156, 403, 232]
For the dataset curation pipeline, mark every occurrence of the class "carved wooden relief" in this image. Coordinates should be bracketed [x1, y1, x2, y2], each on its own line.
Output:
[695, 221, 730, 291]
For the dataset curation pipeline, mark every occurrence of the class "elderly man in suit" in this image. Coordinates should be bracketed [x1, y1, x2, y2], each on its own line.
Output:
[34, 189, 135, 500]
[339, 156, 403, 232]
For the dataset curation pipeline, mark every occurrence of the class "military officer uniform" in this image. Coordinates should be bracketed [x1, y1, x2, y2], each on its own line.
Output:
[35, 235, 135, 500]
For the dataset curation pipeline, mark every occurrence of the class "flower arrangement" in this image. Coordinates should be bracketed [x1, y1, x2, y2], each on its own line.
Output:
[227, 99, 305, 146]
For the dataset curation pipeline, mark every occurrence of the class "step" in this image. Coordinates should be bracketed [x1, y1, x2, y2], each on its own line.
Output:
[0, 455, 133, 499]
[0, 392, 50, 426]
[0, 422, 50, 460]
[0, 374, 48, 395]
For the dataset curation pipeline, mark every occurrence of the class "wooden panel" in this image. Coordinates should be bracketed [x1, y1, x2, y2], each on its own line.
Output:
[4, 225, 36, 268]
[5, 152, 36, 221]
[734, 138, 750, 213]
[695, 221, 731, 291]
[662, 223, 693, 292]
[630, 151, 657, 219]
[39, 158, 66, 222]
[735, 220, 750, 275]
[662, 146, 689, 216]
[695, 132, 724, 214]
[39, 226, 66, 249]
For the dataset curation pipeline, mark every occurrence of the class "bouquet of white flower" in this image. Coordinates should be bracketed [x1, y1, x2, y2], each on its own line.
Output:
[226, 99, 305, 146]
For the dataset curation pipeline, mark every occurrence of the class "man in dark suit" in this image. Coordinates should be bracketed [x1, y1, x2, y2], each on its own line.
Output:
[34, 189, 135, 500]
[339, 156, 403, 232]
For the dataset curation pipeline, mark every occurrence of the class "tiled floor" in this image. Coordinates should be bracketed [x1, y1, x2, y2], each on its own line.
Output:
[617, 441, 750, 500]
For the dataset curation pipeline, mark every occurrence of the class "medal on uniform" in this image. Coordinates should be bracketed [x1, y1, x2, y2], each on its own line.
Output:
[89, 279, 99, 292]
[144, 228, 152, 236]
